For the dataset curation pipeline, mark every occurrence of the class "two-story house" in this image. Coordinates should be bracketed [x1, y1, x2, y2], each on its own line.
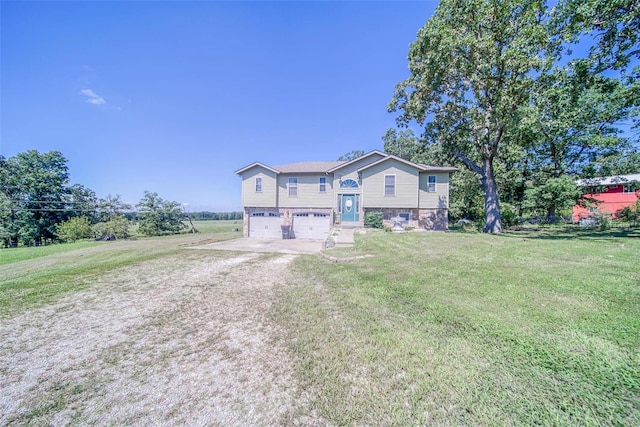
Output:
[235, 150, 457, 239]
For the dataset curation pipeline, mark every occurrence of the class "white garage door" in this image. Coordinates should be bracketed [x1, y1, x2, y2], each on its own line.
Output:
[293, 213, 330, 240]
[249, 213, 283, 238]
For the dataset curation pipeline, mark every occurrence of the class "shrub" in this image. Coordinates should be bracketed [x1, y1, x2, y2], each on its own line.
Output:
[500, 202, 519, 228]
[56, 216, 93, 242]
[364, 212, 383, 229]
[92, 215, 130, 240]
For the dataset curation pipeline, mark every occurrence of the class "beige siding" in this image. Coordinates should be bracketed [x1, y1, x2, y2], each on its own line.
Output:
[330, 153, 384, 208]
[240, 167, 278, 207]
[331, 154, 385, 188]
[277, 174, 333, 208]
[418, 172, 450, 209]
[361, 160, 419, 208]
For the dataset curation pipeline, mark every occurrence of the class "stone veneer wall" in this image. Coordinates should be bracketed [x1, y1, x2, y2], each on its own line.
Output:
[364, 208, 449, 231]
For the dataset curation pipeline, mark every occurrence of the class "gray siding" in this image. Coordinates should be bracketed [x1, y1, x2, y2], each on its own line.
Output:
[418, 172, 450, 209]
[361, 160, 419, 208]
[277, 174, 333, 208]
[240, 167, 278, 207]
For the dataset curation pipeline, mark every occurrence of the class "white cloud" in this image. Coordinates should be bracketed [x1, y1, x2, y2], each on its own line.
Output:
[81, 89, 106, 105]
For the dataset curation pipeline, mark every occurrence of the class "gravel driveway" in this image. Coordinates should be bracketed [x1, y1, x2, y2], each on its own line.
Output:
[1, 248, 310, 426]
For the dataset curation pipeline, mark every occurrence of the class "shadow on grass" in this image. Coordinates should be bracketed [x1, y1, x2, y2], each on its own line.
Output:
[502, 225, 640, 241]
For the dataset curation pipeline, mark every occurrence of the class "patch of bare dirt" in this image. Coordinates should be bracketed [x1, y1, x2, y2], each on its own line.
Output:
[0, 249, 312, 425]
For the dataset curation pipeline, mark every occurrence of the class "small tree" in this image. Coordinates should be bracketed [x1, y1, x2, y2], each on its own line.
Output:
[337, 150, 365, 161]
[56, 216, 93, 242]
[92, 214, 131, 240]
[523, 176, 582, 222]
[136, 191, 185, 236]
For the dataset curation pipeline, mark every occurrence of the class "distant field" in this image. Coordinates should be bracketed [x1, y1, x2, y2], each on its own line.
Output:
[187, 219, 243, 234]
[273, 228, 640, 425]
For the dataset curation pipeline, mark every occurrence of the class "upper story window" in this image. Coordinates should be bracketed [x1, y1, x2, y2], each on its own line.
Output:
[428, 175, 436, 192]
[384, 175, 395, 197]
[319, 177, 327, 193]
[288, 177, 298, 197]
[255, 177, 262, 192]
[340, 178, 359, 188]
[623, 184, 636, 193]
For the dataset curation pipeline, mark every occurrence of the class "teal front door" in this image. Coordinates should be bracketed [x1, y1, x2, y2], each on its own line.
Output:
[342, 194, 356, 222]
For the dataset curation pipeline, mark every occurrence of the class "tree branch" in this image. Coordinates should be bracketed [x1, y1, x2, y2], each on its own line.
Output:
[453, 151, 483, 175]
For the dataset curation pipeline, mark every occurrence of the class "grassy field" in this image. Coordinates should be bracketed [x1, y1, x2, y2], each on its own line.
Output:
[0, 240, 101, 265]
[0, 220, 241, 316]
[272, 229, 640, 425]
[2, 224, 638, 425]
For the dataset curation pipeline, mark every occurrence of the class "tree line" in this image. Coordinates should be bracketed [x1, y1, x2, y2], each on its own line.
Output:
[0, 150, 241, 247]
[387, 0, 639, 232]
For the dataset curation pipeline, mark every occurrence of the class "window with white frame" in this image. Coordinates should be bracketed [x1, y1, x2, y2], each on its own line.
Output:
[255, 177, 262, 192]
[623, 184, 635, 193]
[288, 177, 298, 197]
[319, 176, 327, 192]
[428, 175, 436, 192]
[384, 175, 395, 196]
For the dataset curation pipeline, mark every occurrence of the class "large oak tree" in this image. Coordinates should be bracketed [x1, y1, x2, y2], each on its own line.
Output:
[389, 0, 551, 233]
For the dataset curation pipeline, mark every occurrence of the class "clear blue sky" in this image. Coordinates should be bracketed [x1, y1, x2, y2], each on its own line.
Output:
[1, 1, 438, 211]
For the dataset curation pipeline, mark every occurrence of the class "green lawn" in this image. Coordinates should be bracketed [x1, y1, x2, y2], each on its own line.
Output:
[2, 225, 638, 425]
[272, 229, 640, 426]
[0, 241, 101, 265]
[0, 220, 242, 316]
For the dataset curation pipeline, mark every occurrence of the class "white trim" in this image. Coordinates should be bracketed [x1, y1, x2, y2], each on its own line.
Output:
[384, 174, 396, 197]
[319, 176, 327, 193]
[235, 161, 280, 175]
[288, 177, 298, 197]
[255, 177, 262, 193]
[427, 175, 436, 192]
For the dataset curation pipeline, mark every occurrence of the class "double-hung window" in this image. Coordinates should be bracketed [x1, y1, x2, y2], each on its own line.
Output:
[255, 177, 262, 192]
[428, 175, 436, 192]
[288, 177, 298, 197]
[319, 177, 327, 193]
[384, 175, 395, 197]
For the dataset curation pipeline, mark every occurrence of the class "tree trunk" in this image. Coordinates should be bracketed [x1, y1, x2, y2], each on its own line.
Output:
[481, 158, 503, 233]
[547, 206, 557, 223]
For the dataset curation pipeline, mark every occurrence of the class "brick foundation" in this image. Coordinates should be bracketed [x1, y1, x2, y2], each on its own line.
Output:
[363, 208, 449, 231]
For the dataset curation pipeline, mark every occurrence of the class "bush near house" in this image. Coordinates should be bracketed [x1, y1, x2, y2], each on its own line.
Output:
[364, 211, 383, 229]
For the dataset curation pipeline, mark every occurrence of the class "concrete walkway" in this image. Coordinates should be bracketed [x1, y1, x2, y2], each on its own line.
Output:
[332, 227, 356, 246]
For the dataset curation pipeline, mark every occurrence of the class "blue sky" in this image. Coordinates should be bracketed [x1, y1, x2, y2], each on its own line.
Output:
[1, 1, 438, 211]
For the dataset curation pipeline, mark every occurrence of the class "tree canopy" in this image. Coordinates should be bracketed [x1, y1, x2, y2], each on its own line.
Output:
[389, 0, 639, 231]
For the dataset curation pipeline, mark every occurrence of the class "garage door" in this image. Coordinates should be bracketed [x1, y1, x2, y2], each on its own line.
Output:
[249, 213, 283, 238]
[293, 213, 331, 240]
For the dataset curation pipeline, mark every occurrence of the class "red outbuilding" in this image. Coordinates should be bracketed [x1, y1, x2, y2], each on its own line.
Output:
[572, 174, 640, 222]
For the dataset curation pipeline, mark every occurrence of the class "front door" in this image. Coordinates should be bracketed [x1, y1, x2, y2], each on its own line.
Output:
[342, 194, 356, 222]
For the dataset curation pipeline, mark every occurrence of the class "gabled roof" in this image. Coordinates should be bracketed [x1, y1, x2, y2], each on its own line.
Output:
[273, 161, 344, 173]
[577, 173, 640, 187]
[234, 162, 280, 175]
[236, 150, 458, 176]
[356, 154, 427, 172]
[354, 154, 458, 173]
[326, 150, 386, 173]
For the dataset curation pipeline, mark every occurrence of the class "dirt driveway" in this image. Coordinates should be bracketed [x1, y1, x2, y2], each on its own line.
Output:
[0, 247, 314, 426]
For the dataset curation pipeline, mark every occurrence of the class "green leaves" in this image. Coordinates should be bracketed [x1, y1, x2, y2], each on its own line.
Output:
[136, 191, 185, 236]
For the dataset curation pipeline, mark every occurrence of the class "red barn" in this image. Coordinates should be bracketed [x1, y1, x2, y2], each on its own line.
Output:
[573, 174, 640, 222]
